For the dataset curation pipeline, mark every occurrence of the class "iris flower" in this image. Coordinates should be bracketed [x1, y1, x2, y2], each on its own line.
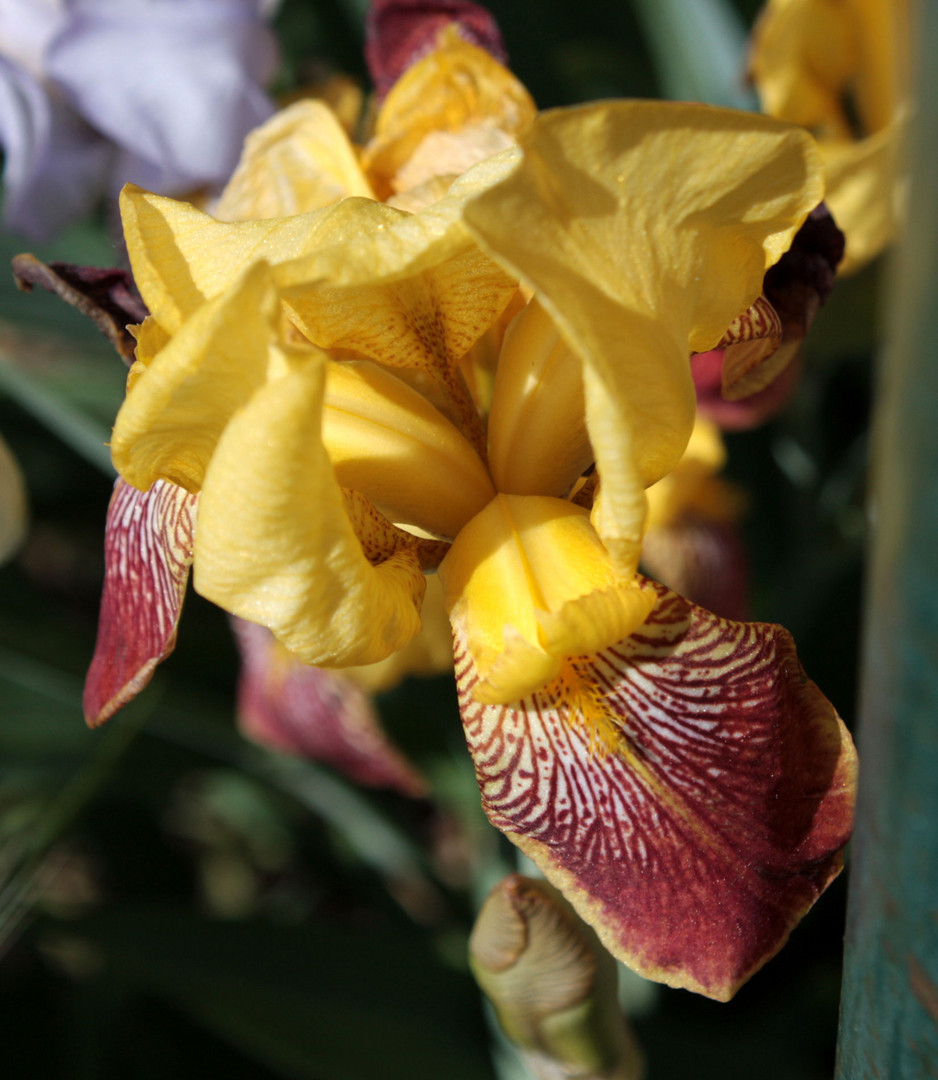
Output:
[749, 0, 909, 272]
[88, 24, 855, 1000]
[0, 0, 278, 239]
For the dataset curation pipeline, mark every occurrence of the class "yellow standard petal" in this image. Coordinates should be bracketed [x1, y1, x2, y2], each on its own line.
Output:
[214, 99, 375, 222]
[120, 185, 362, 333]
[464, 101, 824, 574]
[440, 494, 656, 708]
[111, 261, 280, 493]
[194, 353, 426, 668]
[362, 25, 536, 199]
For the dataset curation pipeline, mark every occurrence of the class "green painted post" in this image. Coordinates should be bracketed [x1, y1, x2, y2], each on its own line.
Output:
[835, 5, 938, 1076]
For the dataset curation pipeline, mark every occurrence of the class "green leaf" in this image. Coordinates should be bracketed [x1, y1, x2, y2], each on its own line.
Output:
[630, 0, 757, 109]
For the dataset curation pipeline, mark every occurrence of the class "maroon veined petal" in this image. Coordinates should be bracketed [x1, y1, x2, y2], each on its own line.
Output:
[232, 618, 427, 798]
[365, 0, 508, 97]
[84, 478, 197, 727]
[454, 579, 856, 1000]
[641, 517, 750, 622]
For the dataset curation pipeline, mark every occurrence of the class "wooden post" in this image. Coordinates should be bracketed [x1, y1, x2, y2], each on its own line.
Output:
[835, 4, 938, 1075]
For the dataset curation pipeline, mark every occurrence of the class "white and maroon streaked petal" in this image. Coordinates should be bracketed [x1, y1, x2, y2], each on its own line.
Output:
[692, 347, 802, 431]
[232, 618, 427, 799]
[455, 579, 856, 1000]
[83, 478, 197, 727]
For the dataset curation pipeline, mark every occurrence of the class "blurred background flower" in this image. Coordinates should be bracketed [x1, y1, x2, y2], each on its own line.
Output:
[0, 0, 280, 239]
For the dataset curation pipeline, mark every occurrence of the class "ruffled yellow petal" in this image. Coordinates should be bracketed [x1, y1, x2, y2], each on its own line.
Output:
[464, 101, 824, 573]
[194, 355, 426, 668]
[111, 261, 280, 492]
[273, 156, 520, 434]
[120, 185, 344, 333]
[440, 494, 656, 704]
[487, 299, 592, 498]
[322, 358, 494, 538]
[214, 99, 375, 222]
[362, 26, 536, 199]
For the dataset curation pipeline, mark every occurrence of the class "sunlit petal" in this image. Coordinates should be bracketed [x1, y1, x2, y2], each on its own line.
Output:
[487, 298, 592, 497]
[274, 155, 520, 391]
[84, 478, 197, 727]
[111, 260, 280, 492]
[362, 25, 535, 198]
[322, 358, 494, 538]
[119, 183, 353, 332]
[456, 580, 856, 1000]
[195, 356, 427, 668]
[464, 101, 824, 573]
[440, 495, 656, 703]
[232, 617, 427, 797]
[214, 99, 375, 222]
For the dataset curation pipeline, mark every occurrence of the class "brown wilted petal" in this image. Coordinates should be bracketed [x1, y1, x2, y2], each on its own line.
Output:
[12, 254, 148, 364]
[763, 202, 846, 341]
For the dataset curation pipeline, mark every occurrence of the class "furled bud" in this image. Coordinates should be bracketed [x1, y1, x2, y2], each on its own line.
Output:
[469, 874, 643, 1080]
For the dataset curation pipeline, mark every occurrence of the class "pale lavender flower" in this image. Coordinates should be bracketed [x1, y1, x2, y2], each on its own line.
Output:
[0, 0, 279, 239]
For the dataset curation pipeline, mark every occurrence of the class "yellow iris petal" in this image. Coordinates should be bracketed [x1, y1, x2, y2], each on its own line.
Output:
[195, 355, 426, 668]
[111, 261, 280, 493]
[487, 298, 592, 498]
[120, 186, 344, 333]
[822, 122, 904, 274]
[215, 99, 375, 222]
[362, 25, 536, 199]
[464, 101, 824, 573]
[440, 494, 656, 704]
[322, 358, 495, 538]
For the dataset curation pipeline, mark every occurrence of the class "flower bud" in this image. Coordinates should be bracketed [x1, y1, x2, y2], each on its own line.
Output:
[469, 874, 643, 1080]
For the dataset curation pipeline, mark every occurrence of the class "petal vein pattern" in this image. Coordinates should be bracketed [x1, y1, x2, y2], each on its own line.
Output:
[455, 580, 856, 1000]
[84, 478, 197, 727]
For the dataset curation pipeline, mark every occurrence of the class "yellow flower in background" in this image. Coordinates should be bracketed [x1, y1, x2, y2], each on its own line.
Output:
[91, 18, 856, 1001]
[0, 431, 28, 565]
[750, 0, 910, 272]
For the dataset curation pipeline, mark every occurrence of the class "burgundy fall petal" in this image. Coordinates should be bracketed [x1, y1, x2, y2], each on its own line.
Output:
[365, 0, 507, 96]
[232, 618, 427, 798]
[455, 579, 856, 1000]
[84, 478, 197, 726]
